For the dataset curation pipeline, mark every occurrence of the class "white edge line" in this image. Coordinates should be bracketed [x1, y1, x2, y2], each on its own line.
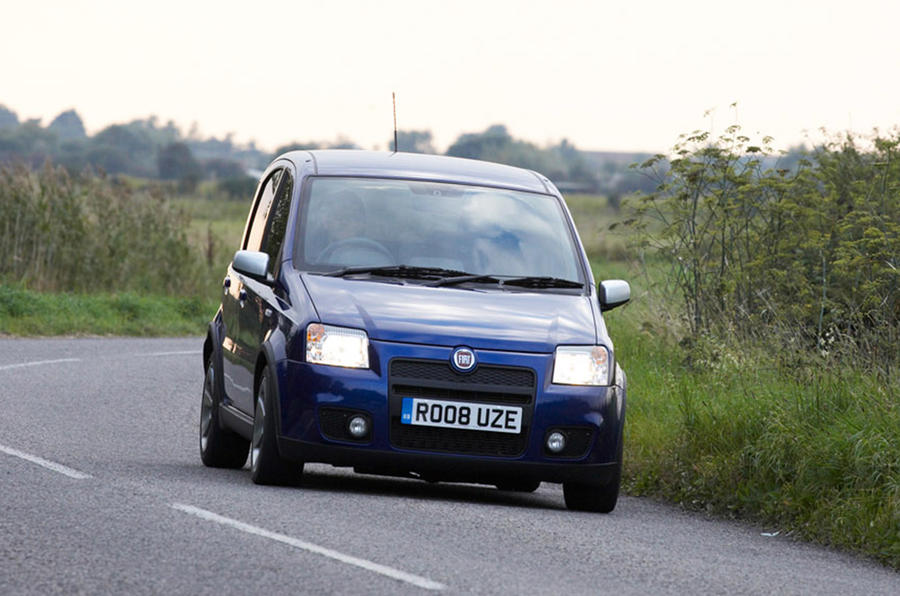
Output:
[142, 351, 201, 357]
[0, 358, 81, 372]
[171, 503, 446, 591]
[0, 443, 91, 479]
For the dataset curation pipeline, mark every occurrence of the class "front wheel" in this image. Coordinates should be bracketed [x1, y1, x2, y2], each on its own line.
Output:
[563, 427, 623, 513]
[199, 359, 249, 469]
[562, 476, 619, 513]
[249, 368, 302, 485]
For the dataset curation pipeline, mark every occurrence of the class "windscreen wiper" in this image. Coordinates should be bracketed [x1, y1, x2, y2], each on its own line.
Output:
[429, 274, 583, 289]
[424, 273, 503, 287]
[500, 276, 584, 289]
[319, 265, 470, 279]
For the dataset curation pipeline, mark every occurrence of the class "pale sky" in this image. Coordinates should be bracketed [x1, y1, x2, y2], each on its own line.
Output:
[3, 0, 899, 153]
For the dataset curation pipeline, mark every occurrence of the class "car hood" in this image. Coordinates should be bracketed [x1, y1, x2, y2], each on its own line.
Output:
[301, 274, 597, 353]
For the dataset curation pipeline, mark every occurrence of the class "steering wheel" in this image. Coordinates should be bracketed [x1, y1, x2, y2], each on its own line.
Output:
[317, 237, 395, 265]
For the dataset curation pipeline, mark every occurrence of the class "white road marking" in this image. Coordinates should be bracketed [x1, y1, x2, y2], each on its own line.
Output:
[0, 443, 91, 479]
[141, 350, 201, 357]
[171, 503, 446, 591]
[0, 358, 80, 372]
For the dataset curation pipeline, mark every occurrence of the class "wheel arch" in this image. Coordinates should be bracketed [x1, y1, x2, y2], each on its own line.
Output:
[252, 330, 289, 442]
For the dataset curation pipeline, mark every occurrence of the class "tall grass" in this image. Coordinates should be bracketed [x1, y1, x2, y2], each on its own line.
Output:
[0, 163, 203, 294]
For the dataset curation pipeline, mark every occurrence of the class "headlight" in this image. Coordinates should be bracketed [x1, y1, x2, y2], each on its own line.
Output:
[552, 346, 610, 386]
[306, 323, 369, 369]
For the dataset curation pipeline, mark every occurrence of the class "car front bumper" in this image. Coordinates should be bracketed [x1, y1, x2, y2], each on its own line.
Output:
[272, 339, 625, 485]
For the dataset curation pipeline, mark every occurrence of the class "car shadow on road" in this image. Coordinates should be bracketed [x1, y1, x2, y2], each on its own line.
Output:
[147, 461, 569, 511]
[294, 466, 567, 511]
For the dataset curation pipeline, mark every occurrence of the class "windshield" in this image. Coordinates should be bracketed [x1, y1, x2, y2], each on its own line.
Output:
[294, 177, 584, 283]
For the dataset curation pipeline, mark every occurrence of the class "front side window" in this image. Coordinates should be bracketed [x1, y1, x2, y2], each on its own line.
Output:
[244, 169, 282, 252]
[294, 177, 583, 283]
[261, 172, 293, 275]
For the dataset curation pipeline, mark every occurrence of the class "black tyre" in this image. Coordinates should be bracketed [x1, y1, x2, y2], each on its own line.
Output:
[563, 426, 623, 513]
[249, 368, 302, 485]
[495, 479, 542, 493]
[200, 358, 250, 468]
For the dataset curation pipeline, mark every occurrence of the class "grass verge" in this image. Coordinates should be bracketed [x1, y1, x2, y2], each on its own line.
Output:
[596, 261, 900, 569]
[0, 285, 216, 336]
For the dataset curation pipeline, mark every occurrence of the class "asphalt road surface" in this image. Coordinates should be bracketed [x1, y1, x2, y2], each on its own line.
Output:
[1, 337, 898, 595]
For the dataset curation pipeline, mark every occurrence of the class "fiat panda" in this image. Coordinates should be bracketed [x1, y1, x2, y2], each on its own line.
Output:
[199, 150, 630, 512]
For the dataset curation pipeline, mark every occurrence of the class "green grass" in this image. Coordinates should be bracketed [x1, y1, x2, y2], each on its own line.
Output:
[616, 320, 900, 567]
[0, 285, 217, 336]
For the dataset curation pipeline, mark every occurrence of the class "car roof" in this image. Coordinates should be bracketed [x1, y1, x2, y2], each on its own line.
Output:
[280, 150, 552, 194]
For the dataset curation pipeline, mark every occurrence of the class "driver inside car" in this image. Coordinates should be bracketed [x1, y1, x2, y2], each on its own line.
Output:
[311, 190, 392, 266]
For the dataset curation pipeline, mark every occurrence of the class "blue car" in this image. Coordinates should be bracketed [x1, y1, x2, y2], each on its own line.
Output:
[199, 150, 630, 512]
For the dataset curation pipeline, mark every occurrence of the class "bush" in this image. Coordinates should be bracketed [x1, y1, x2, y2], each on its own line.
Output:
[631, 127, 899, 372]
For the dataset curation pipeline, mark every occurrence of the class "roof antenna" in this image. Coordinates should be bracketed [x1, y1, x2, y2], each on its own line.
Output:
[392, 92, 398, 153]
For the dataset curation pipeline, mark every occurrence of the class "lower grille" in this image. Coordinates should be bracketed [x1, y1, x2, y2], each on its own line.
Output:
[390, 419, 528, 456]
[389, 358, 536, 456]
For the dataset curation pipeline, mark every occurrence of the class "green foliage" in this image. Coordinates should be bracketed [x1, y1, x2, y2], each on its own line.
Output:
[613, 124, 900, 568]
[632, 126, 899, 371]
[0, 163, 204, 294]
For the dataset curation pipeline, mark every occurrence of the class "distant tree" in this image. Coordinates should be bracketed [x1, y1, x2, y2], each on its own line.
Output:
[328, 136, 360, 150]
[48, 109, 86, 140]
[0, 120, 57, 166]
[391, 130, 436, 153]
[158, 142, 202, 191]
[446, 124, 513, 160]
[0, 105, 18, 129]
[54, 139, 90, 172]
[203, 158, 246, 179]
[218, 176, 258, 200]
[91, 124, 156, 176]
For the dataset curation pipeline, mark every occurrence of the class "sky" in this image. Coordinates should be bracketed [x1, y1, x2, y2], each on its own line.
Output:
[3, 0, 899, 154]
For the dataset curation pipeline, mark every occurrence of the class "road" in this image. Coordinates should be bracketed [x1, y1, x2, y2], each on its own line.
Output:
[1, 337, 897, 595]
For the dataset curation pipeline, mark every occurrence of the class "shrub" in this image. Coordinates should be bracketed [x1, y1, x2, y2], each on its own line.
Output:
[631, 127, 899, 372]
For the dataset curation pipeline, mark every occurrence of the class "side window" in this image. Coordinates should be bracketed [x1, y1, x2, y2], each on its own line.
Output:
[243, 170, 282, 251]
[261, 171, 293, 275]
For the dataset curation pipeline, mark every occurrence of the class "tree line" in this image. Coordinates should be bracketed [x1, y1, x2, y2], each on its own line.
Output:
[0, 103, 653, 199]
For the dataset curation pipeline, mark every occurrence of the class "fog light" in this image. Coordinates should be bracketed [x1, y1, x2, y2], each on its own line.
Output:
[348, 415, 369, 439]
[546, 431, 567, 453]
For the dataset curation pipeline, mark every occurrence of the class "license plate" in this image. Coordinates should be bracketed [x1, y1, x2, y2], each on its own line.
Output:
[400, 397, 522, 434]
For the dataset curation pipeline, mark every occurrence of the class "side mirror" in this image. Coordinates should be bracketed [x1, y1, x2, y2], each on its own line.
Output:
[233, 250, 270, 281]
[598, 279, 630, 311]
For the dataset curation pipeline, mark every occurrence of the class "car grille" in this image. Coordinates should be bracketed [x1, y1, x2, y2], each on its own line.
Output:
[389, 358, 536, 456]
